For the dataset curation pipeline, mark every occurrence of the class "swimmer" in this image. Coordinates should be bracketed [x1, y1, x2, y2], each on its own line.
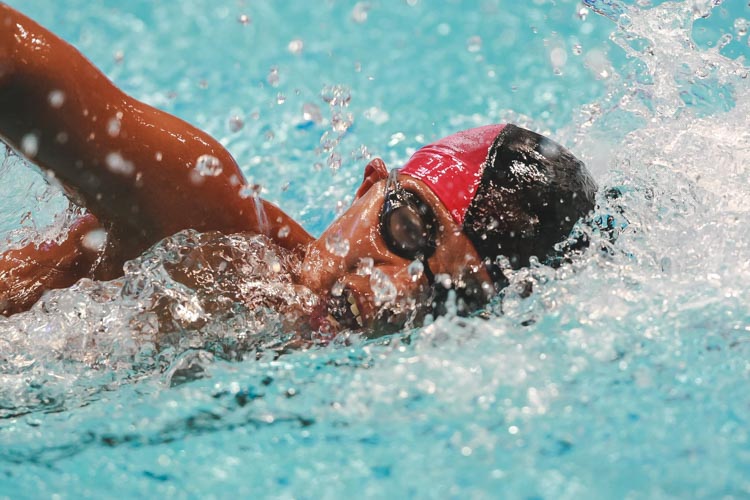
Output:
[0, 4, 597, 333]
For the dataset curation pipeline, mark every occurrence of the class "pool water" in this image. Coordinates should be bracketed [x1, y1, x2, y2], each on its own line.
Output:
[2, 0, 750, 497]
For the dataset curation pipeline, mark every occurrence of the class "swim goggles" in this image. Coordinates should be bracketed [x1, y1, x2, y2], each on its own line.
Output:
[379, 169, 437, 282]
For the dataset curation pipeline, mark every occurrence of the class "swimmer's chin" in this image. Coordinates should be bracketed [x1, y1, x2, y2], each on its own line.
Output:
[305, 290, 427, 340]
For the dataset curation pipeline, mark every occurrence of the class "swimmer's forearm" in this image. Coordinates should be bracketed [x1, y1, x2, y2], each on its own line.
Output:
[0, 4, 311, 258]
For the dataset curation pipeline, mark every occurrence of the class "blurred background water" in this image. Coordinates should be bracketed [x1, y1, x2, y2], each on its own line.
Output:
[1, 0, 750, 498]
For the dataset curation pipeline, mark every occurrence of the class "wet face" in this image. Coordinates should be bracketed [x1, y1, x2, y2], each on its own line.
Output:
[300, 158, 493, 334]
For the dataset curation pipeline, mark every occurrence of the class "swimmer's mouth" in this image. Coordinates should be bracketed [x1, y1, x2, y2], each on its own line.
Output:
[326, 289, 364, 330]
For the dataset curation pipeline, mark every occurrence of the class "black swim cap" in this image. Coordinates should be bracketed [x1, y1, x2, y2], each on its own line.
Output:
[463, 124, 598, 286]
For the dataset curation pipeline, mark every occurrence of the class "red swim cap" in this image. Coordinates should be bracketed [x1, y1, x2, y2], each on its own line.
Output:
[399, 124, 506, 225]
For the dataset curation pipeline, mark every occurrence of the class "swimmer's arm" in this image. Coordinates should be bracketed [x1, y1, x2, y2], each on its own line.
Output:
[0, 214, 103, 316]
[0, 4, 312, 261]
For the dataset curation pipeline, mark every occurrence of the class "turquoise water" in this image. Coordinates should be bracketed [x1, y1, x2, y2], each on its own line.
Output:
[2, 0, 750, 498]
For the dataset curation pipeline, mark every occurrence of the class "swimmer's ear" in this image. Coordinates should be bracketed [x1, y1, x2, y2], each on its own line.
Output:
[354, 158, 388, 200]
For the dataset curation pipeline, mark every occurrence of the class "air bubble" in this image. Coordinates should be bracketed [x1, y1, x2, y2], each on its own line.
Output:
[325, 230, 350, 257]
[194, 154, 223, 177]
[238, 14, 251, 25]
[278, 225, 291, 238]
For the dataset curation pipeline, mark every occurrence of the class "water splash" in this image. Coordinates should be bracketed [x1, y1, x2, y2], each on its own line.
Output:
[0, 231, 318, 417]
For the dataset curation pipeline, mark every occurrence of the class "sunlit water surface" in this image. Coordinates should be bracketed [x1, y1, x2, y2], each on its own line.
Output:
[2, 0, 750, 498]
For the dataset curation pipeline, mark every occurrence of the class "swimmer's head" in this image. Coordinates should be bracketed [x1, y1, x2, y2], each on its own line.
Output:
[400, 124, 598, 283]
[300, 124, 597, 334]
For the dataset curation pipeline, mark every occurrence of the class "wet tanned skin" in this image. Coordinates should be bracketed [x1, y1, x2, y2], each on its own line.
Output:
[0, 4, 311, 314]
[0, 4, 494, 328]
[302, 158, 493, 330]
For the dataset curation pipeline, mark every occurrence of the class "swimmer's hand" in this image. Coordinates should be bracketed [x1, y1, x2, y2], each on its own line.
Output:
[0, 214, 105, 316]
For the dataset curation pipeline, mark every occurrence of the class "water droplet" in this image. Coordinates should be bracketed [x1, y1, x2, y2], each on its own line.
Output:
[364, 106, 389, 124]
[239, 183, 262, 199]
[407, 260, 424, 282]
[327, 151, 342, 171]
[267, 67, 280, 87]
[105, 152, 135, 176]
[435, 273, 452, 289]
[352, 144, 370, 161]
[288, 39, 304, 54]
[437, 23, 451, 36]
[550, 47, 568, 69]
[278, 225, 291, 238]
[302, 102, 323, 123]
[155, 151, 163, 162]
[370, 268, 397, 306]
[228, 115, 244, 132]
[388, 132, 406, 147]
[357, 257, 374, 276]
[331, 280, 345, 297]
[577, 7, 588, 20]
[20, 133, 39, 158]
[113, 50, 125, 64]
[325, 230, 350, 257]
[276, 93, 286, 104]
[107, 117, 121, 137]
[48, 90, 65, 108]
[238, 13, 251, 25]
[320, 131, 340, 151]
[466, 35, 482, 53]
[331, 111, 353, 132]
[718, 33, 733, 49]
[736, 18, 749, 37]
[573, 44, 583, 55]
[194, 154, 223, 177]
[320, 85, 351, 106]
[81, 228, 107, 253]
[351, 2, 370, 23]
